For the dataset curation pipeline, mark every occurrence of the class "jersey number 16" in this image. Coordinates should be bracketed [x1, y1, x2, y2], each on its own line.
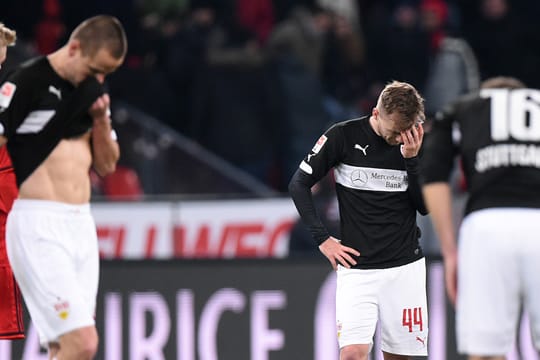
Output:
[481, 88, 540, 141]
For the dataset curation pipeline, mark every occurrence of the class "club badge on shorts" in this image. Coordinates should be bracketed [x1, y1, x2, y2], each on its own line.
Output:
[54, 300, 70, 320]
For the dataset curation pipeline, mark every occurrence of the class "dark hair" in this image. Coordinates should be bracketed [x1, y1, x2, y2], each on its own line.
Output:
[71, 15, 127, 59]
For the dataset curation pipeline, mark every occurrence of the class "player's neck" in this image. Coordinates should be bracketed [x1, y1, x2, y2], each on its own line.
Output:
[47, 48, 70, 83]
[369, 115, 381, 136]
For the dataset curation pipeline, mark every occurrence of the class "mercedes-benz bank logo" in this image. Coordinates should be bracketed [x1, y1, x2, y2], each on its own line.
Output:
[350, 169, 368, 186]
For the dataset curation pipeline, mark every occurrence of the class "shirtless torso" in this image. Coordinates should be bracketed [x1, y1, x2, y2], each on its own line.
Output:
[19, 135, 93, 203]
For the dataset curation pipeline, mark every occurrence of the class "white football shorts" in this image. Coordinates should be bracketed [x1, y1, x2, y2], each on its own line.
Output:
[457, 208, 540, 355]
[6, 199, 99, 347]
[336, 258, 428, 356]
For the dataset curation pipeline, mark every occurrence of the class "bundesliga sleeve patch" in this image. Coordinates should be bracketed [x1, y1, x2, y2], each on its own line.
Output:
[311, 135, 328, 154]
[0, 82, 16, 109]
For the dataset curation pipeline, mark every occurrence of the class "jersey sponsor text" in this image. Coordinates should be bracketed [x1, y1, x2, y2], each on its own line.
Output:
[335, 163, 408, 192]
[475, 143, 540, 172]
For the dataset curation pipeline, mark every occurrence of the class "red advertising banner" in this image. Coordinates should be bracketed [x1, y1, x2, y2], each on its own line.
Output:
[93, 199, 299, 259]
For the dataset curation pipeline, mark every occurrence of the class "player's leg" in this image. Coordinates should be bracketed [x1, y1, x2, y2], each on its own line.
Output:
[54, 205, 100, 359]
[457, 209, 520, 358]
[340, 344, 370, 360]
[48, 342, 59, 360]
[6, 200, 98, 359]
[336, 266, 381, 360]
[378, 258, 428, 359]
[381, 351, 410, 360]
[518, 208, 540, 356]
[56, 325, 98, 359]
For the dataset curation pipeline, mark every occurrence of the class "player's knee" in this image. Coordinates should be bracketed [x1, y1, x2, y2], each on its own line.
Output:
[62, 326, 99, 359]
[340, 344, 370, 360]
[78, 331, 98, 359]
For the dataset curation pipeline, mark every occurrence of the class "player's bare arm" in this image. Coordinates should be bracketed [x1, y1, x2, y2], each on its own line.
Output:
[0, 135, 6, 147]
[319, 237, 360, 270]
[422, 182, 458, 305]
[89, 93, 119, 176]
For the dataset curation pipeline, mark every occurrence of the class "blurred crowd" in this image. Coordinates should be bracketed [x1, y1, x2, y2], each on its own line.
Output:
[3, 0, 540, 192]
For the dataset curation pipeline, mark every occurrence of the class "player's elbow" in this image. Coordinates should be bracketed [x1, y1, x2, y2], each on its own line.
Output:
[288, 177, 299, 196]
[93, 143, 120, 176]
[94, 159, 118, 177]
[417, 197, 429, 216]
[288, 172, 307, 198]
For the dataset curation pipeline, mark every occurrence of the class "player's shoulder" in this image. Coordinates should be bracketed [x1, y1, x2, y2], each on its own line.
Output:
[336, 116, 368, 127]
[0, 57, 53, 110]
[331, 116, 369, 131]
[437, 91, 484, 119]
[5, 56, 50, 85]
[457, 91, 486, 106]
[452, 92, 492, 119]
[8, 56, 50, 81]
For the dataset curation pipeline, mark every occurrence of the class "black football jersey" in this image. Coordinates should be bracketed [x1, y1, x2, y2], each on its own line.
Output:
[0, 57, 104, 186]
[289, 116, 426, 269]
[422, 88, 540, 214]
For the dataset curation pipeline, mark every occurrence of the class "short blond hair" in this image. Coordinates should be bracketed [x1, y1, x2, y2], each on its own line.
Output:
[0, 23, 16, 46]
[377, 80, 425, 128]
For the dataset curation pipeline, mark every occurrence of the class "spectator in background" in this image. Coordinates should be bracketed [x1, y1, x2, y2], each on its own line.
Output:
[422, 38, 479, 118]
[163, 2, 218, 136]
[136, 0, 189, 20]
[321, 10, 367, 121]
[34, 0, 66, 55]
[368, 1, 431, 92]
[419, 0, 449, 54]
[0, 22, 24, 341]
[420, 0, 468, 118]
[463, 0, 540, 88]
[422, 76, 540, 359]
[266, 5, 333, 190]
[190, 3, 278, 185]
[235, 0, 275, 44]
[107, 5, 180, 129]
[317, 0, 360, 32]
[267, 4, 332, 77]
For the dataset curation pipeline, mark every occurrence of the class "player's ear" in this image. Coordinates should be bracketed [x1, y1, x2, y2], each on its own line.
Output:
[67, 39, 82, 56]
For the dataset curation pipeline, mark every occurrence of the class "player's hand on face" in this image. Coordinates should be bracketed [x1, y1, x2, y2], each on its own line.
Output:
[319, 237, 360, 271]
[400, 122, 424, 158]
[89, 93, 111, 123]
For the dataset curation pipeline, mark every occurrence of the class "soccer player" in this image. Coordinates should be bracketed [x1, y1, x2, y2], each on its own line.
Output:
[422, 76, 540, 359]
[289, 81, 428, 360]
[0, 22, 24, 341]
[0, 16, 126, 359]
